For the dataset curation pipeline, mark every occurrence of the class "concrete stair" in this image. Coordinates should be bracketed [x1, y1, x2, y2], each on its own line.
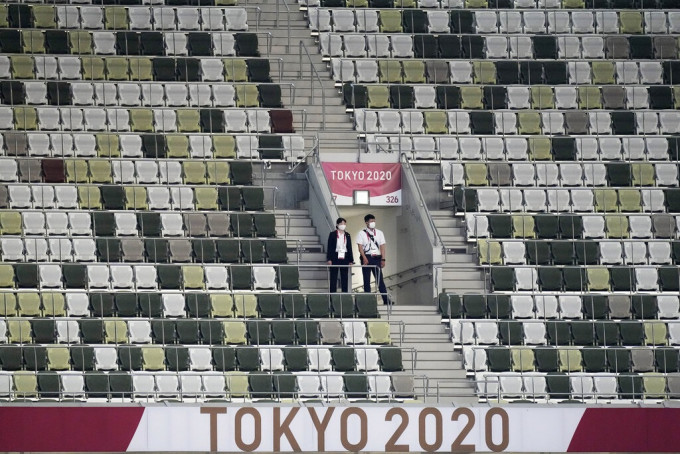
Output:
[379, 305, 476, 404]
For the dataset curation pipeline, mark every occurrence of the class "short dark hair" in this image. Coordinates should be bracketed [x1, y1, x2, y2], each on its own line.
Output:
[336, 217, 346, 225]
[364, 214, 375, 222]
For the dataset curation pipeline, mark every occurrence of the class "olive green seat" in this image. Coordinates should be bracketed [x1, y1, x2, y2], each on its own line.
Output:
[130, 109, 153, 132]
[423, 111, 447, 134]
[195, 188, 219, 210]
[0, 212, 22, 235]
[528, 137, 552, 160]
[367, 85, 390, 109]
[594, 189, 618, 213]
[78, 186, 102, 209]
[213, 135, 236, 158]
[460, 86, 484, 110]
[578, 86, 602, 109]
[518, 112, 541, 135]
[32, 5, 56, 28]
[22, 30, 45, 54]
[618, 189, 642, 213]
[96, 133, 119, 157]
[379, 60, 402, 83]
[166, 135, 189, 158]
[81, 56, 105, 80]
[11, 56, 35, 79]
[587, 268, 611, 291]
[14, 107, 38, 131]
[104, 6, 128, 30]
[224, 59, 247, 82]
[70, 31, 93, 55]
[606, 215, 629, 239]
[512, 216, 535, 239]
[106, 57, 129, 81]
[620, 11, 643, 34]
[129, 57, 153, 81]
[65, 159, 89, 183]
[223, 321, 247, 344]
[478, 239, 502, 264]
[473, 62, 496, 84]
[177, 110, 201, 132]
[591, 62, 615, 85]
[125, 187, 147, 210]
[531, 87, 554, 109]
[183, 161, 207, 184]
[379, 10, 403, 32]
[211, 294, 234, 318]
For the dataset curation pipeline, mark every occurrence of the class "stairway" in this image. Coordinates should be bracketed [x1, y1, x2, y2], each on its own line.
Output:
[431, 210, 488, 293]
[379, 305, 476, 404]
[276, 209, 327, 292]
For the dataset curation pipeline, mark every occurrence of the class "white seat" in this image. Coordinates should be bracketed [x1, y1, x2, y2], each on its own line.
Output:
[134, 265, 158, 289]
[459, 137, 481, 160]
[503, 241, 526, 265]
[639, 62, 663, 85]
[189, 135, 212, 158]
[437, 137, 459, 160]
[153, 7, 176, 30]
[0, 238, 23, 261]
[34, 56, 59, 80]
[449, 62, 472, 83]
[165, 33, 188, 55]
[535, 295, 559, 319]
[485, 36, 509, 60]
[87, 264, 110, 289]
[600, 241, 624, 264]
[112, 160, 135, 184]
[450, 320, 475, 345]
[427, 10, 450, 33]
[308, 348, 332, 371]
[356, 348, 380, 372]
[51, 133, 74, 157]
[477, 189, 501, 212]
[202, 373, 226, 398]
[201, 7, 225, 31]
[92, 32, 116, 55]
[570, 374, 594, 399]
[658, 296, 680, 319]
[642, 189, 665, 212]
[39, 264, 63, 287]
[160, 212, 184, 236]
[69, 213, 92, 236]
[523, 373, 548, 399]
[535, 163, 559, 187]
[46, 212, 69, 235]
[628, 216, 653, 239]
[584, 163, 607, 186]
[354, 110, 378, 133]
[141, 85, 164, 107]
[499, 373, 524, 399]
[499, 11, 522, 33]
[475, 11, 499, 33]
[483, 137, 505, 160]
[512, 163, 535, 186]
[80, 6, 104, 28]
[153, 109, 177, 132]
[443, 161, 465, 187]
[476, 372, 499, 399]
[507, 87, 530, 109]
[212, 85, 235, 107]
[595, 11, 618, 33]
[73, 134, 97, 157]
[246, 110, 270, 133]
[110, 264, 134, 289]
[212, 33, 235, 56]
[648, 242, 671, 265]
[645, 11, 668, 33]
[669, 11, 680, 33]
[188, 346, 212, 371]
[165, 84, 189, 107]
[554, 87, 578, 110]
[412, 136, 435, 159]
[177, 8, 200, 30]
[465, 213, 488, 238]
[509, 36, 532, 59]
[8, 185, 32, 209]
[48, 239, 72, 262]
[655, 164, 678, 187]
[132, 371, 156, 397]
[158, 161, 182, 185]
[559, 295, 582, 319]
[463, 347, 488, 372]
[223, 110, 247, 132]
[356, 10, 379, 33]
[25, 238, 49, 261]
[616, 62, 640, 85]
[201, 59, 224, 82]
[645, 138, 667, 161]
[494, 112, 516, 135]
[128, 7, 152, 29]
[636, 112, 659, 135]
[259, 348, 284, 371]
[568, 62, 591, 85]
[56, 320, 80, 344]
[413, 86, 436, 109]
[205, 266, 229, 289]
[179, 374, 202, 397]
[343, 321, 367, 345]
[582, 215, 606, 238]
[635, 267, 658, 291]
[72, 239, 96, 262]
[118, 84, 142, 106]
[366, 35, 390, 58]
[186, 84, 212, 107]
[24, 82, 47, 105]
[92, 346, 118, 371]
[162, 294, 185, 317]
[58, 57, 82, 80]
[343, 35, 365, 58]
[0, 160, 18, 182]
[390, 35, 413, 58]
[575, 137, 599, 161]
[582, 37, 605, 59]
[624, 241, 648, 265]
[511, 295, 534, 318]
[524, 189, 547, 212]
[548, 11, 570, 33]
[82, 108, 107, 131]
[56, 6, 80, 28]
[235, 135, 257, 159]
[170, 187, 194, 210]
[367, 371, 392, 398]
[588, 112, 611, 135]
[515, 267, 538, 291]
[475, 321, 500, 345]
[660, 112, 680, 135]
[571, 11, 594, 33]
[134, 161, 158, 184]
[33, 186, 56, 209]
[523, 11, 546, 33]
[147, 187, 172, 210]
[593, 376, 618, 400]
[331, 10, 355, 33]
[320, 372, 345, 398]
[505, 138, 528, 161]
[253, 266, 276, 290]
[378, 111, 401, 133]
[541, 112, 564, 135]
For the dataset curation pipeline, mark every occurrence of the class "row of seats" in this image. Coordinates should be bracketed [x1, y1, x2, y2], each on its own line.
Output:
[0, 81, 284, 108]
[355, 108, 680, 135]
[3, 159, 273, 184]
[333, 59, 676, 85]
[438, 292, 679, 319]
[0, 262, 301, 290]
[0, 133, 303, 159]
[310, 8, 679, 34]
[0, 237, 286, 263]
[0, 210, 275, 236]
[478, 239, 680, 266]
[376, 135, 677, 161]
[450, 319, 675, 345]
[465, 213, 680, 239]
[0, 184, 267, 210]
[0, 370, 415, 401]
[465, 346, 680, 374]
[444, 162, 679, 187]
[0, 56, 272, 82]
[0, 5, 248, 31]
[0, 292, 383, 319]
[0, 344, 403, 371]
[0, 107, 295, 134]
[0, 318, 390, 345]
[488, 264, 679, 291]
[345, 83, 680, 110]
[301, 0, 677, 10]
[0, 30, 259, 57]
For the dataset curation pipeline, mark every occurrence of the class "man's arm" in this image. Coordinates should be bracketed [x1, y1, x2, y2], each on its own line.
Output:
[357, 233, 369, 265]
[379, 243, 386, 268]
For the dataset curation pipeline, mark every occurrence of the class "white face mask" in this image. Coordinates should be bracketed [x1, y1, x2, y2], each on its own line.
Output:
[337, 224, 346, 231]
[368, 221, 376, 229]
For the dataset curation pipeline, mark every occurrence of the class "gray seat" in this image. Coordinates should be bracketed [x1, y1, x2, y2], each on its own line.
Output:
[169, 239, 193, 263]
[652, 215, 675, 238]
[488, 163, 512, 186]
[605, 36, 630, 59]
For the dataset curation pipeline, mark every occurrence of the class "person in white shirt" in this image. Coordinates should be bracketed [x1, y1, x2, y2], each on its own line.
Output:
[356, 214, 390, 304]
[326, 217, 354, 293]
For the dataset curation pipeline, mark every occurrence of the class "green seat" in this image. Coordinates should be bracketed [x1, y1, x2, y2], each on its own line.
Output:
[512, 216, 535, 239]
[562, 0, 584, 6]
[253, 214, 276, 238]
[104, 320, 128, 343]
[166, 135, 189, 158]
[487, 347, 512, 372]
[14, 107, 38, 130]
[182, 265, 205, 289]
[367, 321, 391, 344]
[233, 294, 257, 317]
[491, 267, 514, 291]
[32, 5, 56, 28]
[643, 373, 666, 399]
[534, 347, 559, 372]
[124, 187, 147, 210]
[96, 133, 119, 157]
[141, 346, 165, 371]
[558, 348, 582, 372]
[79, 320, 104, 343]
[42, 293, 65, 317]
[226, 371, 250, 398]
[578, 86, 601, 109]
[528, 137, 552, 160]
[213, 135, 236, 158]
[379, 60, 402, 83]
[295, 320, 318, 344]
[466, 0, 488, 6]
[70, 31, 93, 54]
[511, 347, 534, 372]
[166, 347, 189, 372]
[106, 57, 128, 81]
[279, 265, 299, 291]
[235, 84, 259, 107]
[423, 111, 447, 134]
[195, 188, 218, 210]
[283, 347, 307, 371]
[213, 346, 236, 371]
[531, 87, 554, 109]
[81, 56, 105, 80]
[307, 294, 331, 318]
[591, 62, 615, 85]
[248, 373, 276, 399]
[257, 294, 281, 318]
[104, 6, 128, 29]
[236, 347, 259, 371]
[606, 215, 629, 238]
[130, 109, 153, 132]
[37, 373, 60, 398]
[518, 112, 541, 135]
[216, 239, 240, 263]
[379, 10, 403, 32]
[460, 86, 484, 110]
[488, 295, 511, 319]
[183, 161, 206, 184]
[610, 267, 633, 291]
[464, 163, 487, 186]
[631, 164, 654, 187]
[438, 293, 461, 318]
[632, 294, 657, 319]
[332, 347, 355, 371]
[594, 189, 618, 212]
[8, 320, 32, 343]
[620, 11, 642, 34]
[224, 59, 247, 82]
[580, 347, 606, 372]
[587, 268, 610, 291]
[22, 30, 45, 54]
[211, 294, 234, 318]
[283, 294, 306, 318]
[595, 321, 620, 346]
[0, 293, 17, 316]
[472, 62, 496, 84]
[618, 190, 642, 213]
[0, 6, 7, 28]
[13, 371, 38, 398]
[46, 346, 70, 370]
[0, 212, 22, 235]
[582, 295, 607, 320]
[366, 85, 389, 109]
[356, 294, 378, 318]
[644, 321, 667, 346]
[230, 161, 253, 185]
[65, 159, 89, 183]
[18, 293, 41, 316]
[242, 187, 264, 211]
[330, 294, 354, 318]
[177, 110, 201, 132]
[88, 161, 112, 183]
[272, 321, 295, 345]
[223, 321, 247, 344]
[498, 321, 523, 345]
[129, 57, 153, 81]
[207, 162, 231, 185]
[10, 56, 34, 79]
[463, 295, 487, 318]
[478, 240, 502, 264]
[379, 347, 403, 372]
[402, 61, 425, 84]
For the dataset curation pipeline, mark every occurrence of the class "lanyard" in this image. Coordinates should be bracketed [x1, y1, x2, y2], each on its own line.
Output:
[337, 231, 346, 248]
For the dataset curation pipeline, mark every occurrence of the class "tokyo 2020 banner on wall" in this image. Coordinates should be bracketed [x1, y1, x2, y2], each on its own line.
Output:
[321, 163, 401, 206]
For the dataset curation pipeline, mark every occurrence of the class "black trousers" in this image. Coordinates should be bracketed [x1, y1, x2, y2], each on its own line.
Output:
[329, 260, 351, 293]
[362, 255, 388, 304]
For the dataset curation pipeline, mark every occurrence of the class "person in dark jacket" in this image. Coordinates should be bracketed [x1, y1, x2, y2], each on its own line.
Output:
[326, 217, 354, 293]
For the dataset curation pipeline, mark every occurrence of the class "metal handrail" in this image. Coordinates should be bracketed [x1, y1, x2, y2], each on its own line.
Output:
[298, 40, 327, 130]
[276, 0, 292, 50]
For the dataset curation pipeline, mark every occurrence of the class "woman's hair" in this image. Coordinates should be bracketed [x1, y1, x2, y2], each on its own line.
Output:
[336, 217, 347, 225]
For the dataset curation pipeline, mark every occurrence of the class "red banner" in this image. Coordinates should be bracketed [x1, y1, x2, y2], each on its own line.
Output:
[321, 163, 401, 206]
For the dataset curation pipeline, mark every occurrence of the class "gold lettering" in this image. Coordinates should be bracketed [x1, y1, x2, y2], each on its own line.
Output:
[235, 408, 261, 452]
[200, 407, 227, 452]
[273, 408, 301, 452]
[340, 408, 368, 452]
[308, 407, 335, 452]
